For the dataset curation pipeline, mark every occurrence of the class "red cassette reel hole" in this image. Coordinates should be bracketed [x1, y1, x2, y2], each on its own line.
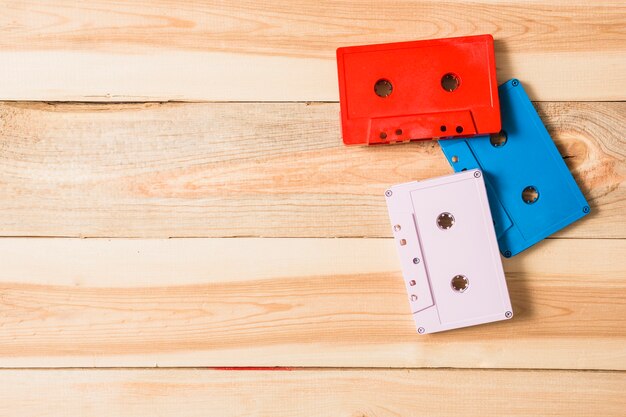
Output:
[374, 79, 393, 97]
[441, 73, 460, 92]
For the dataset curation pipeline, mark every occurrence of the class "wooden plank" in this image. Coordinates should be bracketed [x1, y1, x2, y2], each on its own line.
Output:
[0, 101, 622, 238]
[0, 237, 624, 369]
[0, 369, 624, 417]
[0, 1, 624, 101]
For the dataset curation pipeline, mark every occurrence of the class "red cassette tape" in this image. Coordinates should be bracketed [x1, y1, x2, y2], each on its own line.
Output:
[337, 35, 501, 145]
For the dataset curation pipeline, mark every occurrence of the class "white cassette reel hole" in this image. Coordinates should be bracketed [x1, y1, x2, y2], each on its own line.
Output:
[522, 186, 539, 204]
[451, 275, 469, 293]
[441, 73, 460, 92]
[437, 212, 455, 230]
[374, 79, 393, 97]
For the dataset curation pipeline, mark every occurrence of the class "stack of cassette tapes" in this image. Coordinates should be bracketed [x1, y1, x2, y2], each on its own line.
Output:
[336, 35, 590, 334]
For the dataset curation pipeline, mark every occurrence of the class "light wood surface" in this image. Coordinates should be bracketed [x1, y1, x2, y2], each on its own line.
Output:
[1, 369, 625, 417]
[1, 1, 624, 414]
[0, 1, 624, 101]
[0, 237, 624, 369]
[0, 101, 622, 238]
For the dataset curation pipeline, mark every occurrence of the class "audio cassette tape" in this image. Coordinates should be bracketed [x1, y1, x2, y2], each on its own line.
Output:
[385, 169, 513, 334]
[337, 34, 500, 145]
[439, 79, 590, 257]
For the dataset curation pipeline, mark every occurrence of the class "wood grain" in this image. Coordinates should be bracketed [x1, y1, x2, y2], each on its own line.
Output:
[0, 237, 624, 369]
[1, 369, 625, 417]
[0, 1, 624, 101]
[0, 101, 622, 238]
[0, 2, 623, 415]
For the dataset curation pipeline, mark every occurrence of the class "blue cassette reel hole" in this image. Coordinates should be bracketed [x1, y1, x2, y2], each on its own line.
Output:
[522, 186, 539, 204]
[490, 130, 508, 147]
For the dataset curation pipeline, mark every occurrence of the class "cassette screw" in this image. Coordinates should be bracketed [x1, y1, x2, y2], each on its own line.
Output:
[474, 171, 481, 178]
[512, 79, 519, 87]
[583, 206, 590, 213]
[505, 311, 513, 318]
[410, 295, 418, 301]
[451, 155, 459, 163]
[413, 257, 420, 264]
[504, 250, 512, 258]
[409, 280, 416, 286]
[385, 190, 392, 197]
[394, 224, 401, 232]
[418, 327, 425, 334]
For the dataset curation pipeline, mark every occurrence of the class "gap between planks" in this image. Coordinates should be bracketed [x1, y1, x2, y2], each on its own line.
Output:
[0, 368, 624, 417]
[1, 51, 623, 101]
[0, 101, 623, 239]
[0, 237, 624, 370]
[0, 1, 624, 101]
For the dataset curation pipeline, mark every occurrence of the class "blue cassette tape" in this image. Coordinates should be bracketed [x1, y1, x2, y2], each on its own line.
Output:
[439, 79, 590, 257]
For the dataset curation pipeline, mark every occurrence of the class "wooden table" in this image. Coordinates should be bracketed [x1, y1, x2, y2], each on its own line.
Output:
[0, 1, 624, 415]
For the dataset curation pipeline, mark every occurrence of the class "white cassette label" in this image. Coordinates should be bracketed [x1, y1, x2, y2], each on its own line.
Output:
[385, 169, 513, 334]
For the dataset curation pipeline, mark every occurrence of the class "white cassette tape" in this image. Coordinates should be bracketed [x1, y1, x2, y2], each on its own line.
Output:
[385, 169, 513, 334]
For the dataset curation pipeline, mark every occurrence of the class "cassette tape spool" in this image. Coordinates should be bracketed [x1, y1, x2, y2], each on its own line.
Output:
[385, 169, 512, 334]
[337, 34, 501, 146]
[439, 79, 590, 257]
